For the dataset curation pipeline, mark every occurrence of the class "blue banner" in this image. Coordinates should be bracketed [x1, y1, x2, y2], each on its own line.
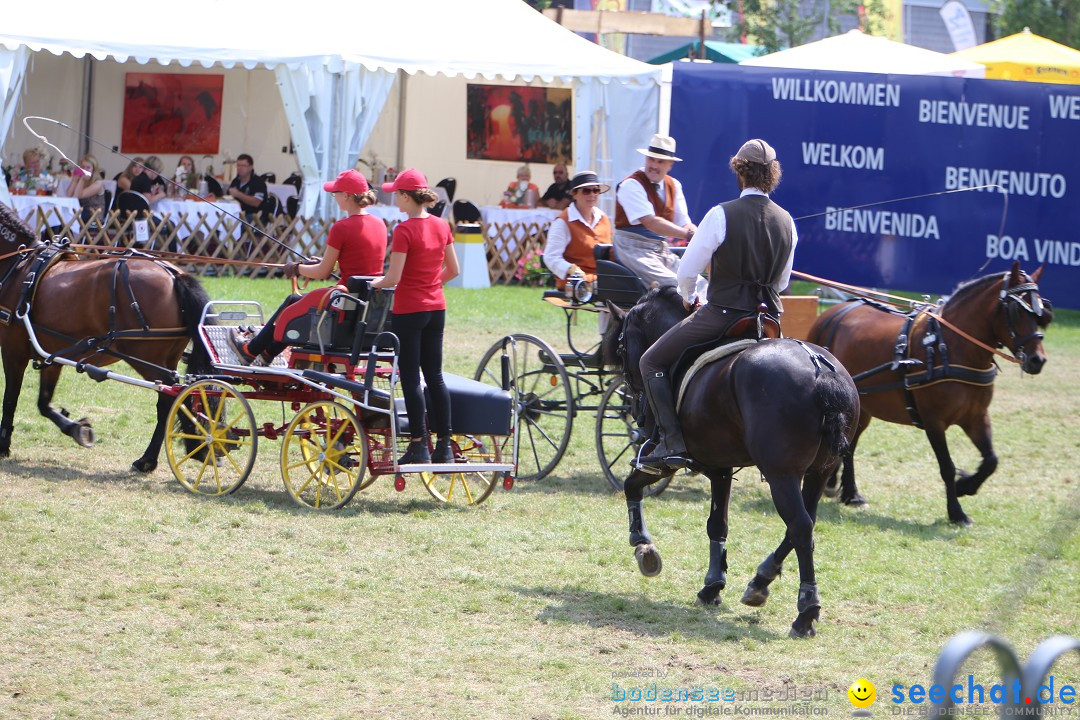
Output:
[669, 63, 1080, 308]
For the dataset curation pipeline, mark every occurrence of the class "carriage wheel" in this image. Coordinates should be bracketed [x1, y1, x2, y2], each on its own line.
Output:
[474, 333, 573, 482]
[165, 380, 257, 497]
[595, 376, 672, 497]
[280, 401, 368, 510]
[420, 434, 499, 506]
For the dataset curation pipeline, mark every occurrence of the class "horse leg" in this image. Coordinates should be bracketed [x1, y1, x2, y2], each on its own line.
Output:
[624, 466, 674, 577]
[835, 413, 870, 506]
[131, 392, 173, 474]
[0, 350, 29, 458]
[925, 424, 971, 526]
[954, 414, 997, 497]
[696, 468, 733, 606]
[36, 364, 95, 448]
[773, 474, 822, 638]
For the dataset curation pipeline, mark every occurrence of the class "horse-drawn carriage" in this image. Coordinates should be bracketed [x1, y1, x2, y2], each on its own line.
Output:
[471, 244, 675, 495]
[0, 232, 518, 509]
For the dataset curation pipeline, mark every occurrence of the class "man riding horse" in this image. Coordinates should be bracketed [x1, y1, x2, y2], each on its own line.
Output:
[637, 138, 797, 472]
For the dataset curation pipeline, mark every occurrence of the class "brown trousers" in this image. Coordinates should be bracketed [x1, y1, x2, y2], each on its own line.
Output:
[639, 302, 743, 380]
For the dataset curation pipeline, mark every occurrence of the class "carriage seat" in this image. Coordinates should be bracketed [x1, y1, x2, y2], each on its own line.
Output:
[391, 373, 512, 437]
[277, 276, 394, 355]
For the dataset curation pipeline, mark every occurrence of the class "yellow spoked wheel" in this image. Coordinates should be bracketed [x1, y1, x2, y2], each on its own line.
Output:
[280, 401, 368, 510]
[420, 435, 500, 506]
[165, 380, 257, 497]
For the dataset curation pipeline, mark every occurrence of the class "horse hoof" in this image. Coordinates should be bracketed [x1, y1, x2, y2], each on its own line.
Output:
[695, 583, 723, 606]
[131, 458, 157, 474]
[950, 513, 973, 527]
[841, 493, 868, 507]
[634, 544, 663, 577]
[789, 607, 820, 638]
[955, 478, 978, 497]
[740, 578, 770, 607]
[73, 419, 95, 448]
[822, 480, 840, 498]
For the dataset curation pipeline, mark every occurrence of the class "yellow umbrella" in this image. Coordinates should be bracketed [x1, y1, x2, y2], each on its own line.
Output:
[952, 27, 1080, 84]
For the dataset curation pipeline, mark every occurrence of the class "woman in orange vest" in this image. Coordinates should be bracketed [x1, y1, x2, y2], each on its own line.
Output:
[542, 170, 612, 290]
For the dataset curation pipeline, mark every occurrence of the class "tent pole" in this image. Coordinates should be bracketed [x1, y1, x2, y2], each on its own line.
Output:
[79, 58, 94, 159]
[396, 70, 407, 171]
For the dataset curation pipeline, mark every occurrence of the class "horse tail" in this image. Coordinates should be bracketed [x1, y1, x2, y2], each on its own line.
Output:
[173, 272, 212, 374]
[813, 370, 855, 458]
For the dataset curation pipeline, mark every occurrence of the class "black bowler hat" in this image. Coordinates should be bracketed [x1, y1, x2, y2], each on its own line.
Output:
[568, 170, 610, 194]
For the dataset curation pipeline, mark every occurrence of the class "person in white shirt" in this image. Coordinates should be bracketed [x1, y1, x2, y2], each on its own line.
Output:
[612, 134, 696, 288]
[636, 138, 798, 472]
[543, 170, 612, 288]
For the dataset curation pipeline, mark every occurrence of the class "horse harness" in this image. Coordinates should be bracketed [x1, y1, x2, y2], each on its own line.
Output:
[2, 240, 189, 374]
[816, 298, 1002, 429]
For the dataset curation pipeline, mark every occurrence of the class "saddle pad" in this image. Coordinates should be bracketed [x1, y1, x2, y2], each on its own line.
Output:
[676, 339, 759, 412]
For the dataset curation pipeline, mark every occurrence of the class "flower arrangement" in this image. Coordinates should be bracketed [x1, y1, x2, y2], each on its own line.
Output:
[514, 249, 549, 287]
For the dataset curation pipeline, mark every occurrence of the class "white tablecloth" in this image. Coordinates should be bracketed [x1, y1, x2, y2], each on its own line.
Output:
[156, 198, 244, 241]
[479, 206, 561, 227]
[267, 183, 297, 206]
[366, 204, 408, 224]
[8, 194, 82, 229]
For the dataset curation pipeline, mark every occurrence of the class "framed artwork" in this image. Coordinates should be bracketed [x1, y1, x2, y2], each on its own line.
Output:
[121, 73, 223, 154]
[466, 84, 572, 163]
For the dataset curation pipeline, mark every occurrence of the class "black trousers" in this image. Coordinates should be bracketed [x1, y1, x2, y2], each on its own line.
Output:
[393, 310, 451, 440]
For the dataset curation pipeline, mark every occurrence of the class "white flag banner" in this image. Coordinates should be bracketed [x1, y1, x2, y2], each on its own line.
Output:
[652, 0, 732, 27]
[939, 0, 978, 51]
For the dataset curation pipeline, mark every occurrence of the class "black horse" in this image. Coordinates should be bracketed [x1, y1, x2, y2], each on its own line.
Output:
[610, 287, 860, 638]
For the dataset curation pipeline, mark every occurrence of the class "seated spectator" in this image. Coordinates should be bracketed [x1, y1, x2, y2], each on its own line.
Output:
[173, 155, 200, 196]
[541, 163, 572, 210]
[501, 165, 539, 208]
[130, 156, 167, 205]
[114, 157, 145, 192]
[65, 154, 107, 224]
[227, 153, 267, 219]
[11, 148, 50, 193]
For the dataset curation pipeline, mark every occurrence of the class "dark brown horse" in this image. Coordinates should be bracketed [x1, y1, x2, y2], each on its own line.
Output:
[612, 287, 860, 638]
[806, 261, 1051, 525]
[0, 204, 210, 472]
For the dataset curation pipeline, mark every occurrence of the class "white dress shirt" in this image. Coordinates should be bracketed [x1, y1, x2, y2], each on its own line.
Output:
[677, 188, 799, 305]
[615, 170, 691, 227]
[543, 203, 609, 280]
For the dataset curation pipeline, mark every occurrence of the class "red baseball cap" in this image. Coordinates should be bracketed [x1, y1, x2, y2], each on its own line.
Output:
[323, 170, 370, 194]
[381, 168, 428, 193]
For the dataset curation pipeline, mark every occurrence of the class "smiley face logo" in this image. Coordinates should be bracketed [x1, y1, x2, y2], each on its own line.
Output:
[848, 678, 876, 709]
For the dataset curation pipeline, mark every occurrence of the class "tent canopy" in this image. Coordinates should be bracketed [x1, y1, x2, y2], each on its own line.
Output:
[741, 29, 986, 77]
[648, 41, 763, 65]
[951, 28, 1080, 84]
[0, 0, 661, 214]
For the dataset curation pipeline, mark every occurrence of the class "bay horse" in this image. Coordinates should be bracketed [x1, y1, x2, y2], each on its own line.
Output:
[0, 204, 211, 472]
[806, 261, 1051, 526]
[609, 287, 860, 638]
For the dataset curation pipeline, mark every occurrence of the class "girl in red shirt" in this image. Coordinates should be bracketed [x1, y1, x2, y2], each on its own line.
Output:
[230, 170, 387, 363]
[373, 169, 460, 465]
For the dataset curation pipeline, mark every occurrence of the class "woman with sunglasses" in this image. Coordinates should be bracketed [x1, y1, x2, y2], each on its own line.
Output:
[372, 169, 460, 466]
[542, 170, 612, 292]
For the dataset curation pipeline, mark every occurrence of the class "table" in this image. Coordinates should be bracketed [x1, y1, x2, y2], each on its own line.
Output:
[366, 204, 408, 224]
[156, 198, 244, 242]
[267, 183, 297, 206]
[8, 194, 82, 230]
[479, 206, 561, 227]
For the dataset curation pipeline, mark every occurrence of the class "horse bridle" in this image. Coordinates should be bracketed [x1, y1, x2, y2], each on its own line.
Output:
[999, 273, 1050, 364]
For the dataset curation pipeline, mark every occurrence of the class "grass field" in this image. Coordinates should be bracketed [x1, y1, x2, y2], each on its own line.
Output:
[1, 277, 1077, 719]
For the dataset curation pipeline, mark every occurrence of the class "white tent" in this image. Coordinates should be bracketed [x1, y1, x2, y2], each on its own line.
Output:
[0, 0, 661, 213]
[741, 29, 986, 78]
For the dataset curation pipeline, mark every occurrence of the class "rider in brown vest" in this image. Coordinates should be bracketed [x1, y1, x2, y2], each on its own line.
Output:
[637, 138, 798, 472]
[613, 134, 696, 289]
[542, 170, 612, 289]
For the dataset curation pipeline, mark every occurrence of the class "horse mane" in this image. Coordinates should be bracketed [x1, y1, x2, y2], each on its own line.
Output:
[0, 202, 37, 249]
[946, 271, 1008, 306]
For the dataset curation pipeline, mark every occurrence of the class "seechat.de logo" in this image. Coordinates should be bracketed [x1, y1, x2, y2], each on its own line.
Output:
[849, 678, 877, 716]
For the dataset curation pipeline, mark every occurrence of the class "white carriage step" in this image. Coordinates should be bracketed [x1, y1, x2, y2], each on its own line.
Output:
[395, 463, 514, 473]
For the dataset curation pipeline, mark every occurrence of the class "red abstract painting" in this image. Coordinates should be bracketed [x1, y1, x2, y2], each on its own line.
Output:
[121, 73, 223, 154]
[466, 84, 572, 163]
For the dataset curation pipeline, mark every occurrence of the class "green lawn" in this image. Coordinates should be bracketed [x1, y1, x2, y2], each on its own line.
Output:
[0, 277, 1076, 719]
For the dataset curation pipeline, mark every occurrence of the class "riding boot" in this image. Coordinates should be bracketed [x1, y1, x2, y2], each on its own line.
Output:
[398, 439, 431, 466]
[627, 500, 653, 547]
[432, 434, 454, 463]
[637, 373, 690, 471]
